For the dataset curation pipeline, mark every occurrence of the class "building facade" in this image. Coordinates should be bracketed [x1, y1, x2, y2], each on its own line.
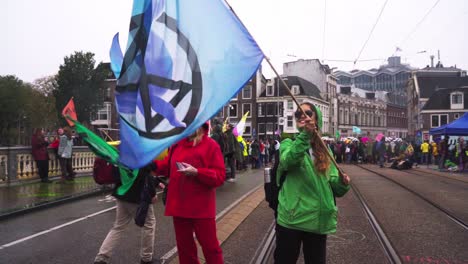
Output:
[258, 76, 329, 139]
[336, 85, 387, 138]
[334, 56, 414, 106]
[407, 65, 467, 141]
[282, 59, 337, 133]
[216, 69, 266, 138]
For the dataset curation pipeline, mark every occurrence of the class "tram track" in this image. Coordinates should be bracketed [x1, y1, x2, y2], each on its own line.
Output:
[254, 166, 468, 264]
[253, 184, 402, 264]
[405, 167, 468, 185]
[356, 164, 468, 231]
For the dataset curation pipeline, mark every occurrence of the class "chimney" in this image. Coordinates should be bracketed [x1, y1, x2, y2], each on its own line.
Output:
[430, 55, 434, 67]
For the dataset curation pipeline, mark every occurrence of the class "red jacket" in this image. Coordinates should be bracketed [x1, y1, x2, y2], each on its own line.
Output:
[154, 134, 225, 218]
[31, 135, 49, 161]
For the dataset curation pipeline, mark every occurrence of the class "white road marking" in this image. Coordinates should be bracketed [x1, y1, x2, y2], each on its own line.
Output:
[0, 191, 164, 250]
[0, 206, 116, 250]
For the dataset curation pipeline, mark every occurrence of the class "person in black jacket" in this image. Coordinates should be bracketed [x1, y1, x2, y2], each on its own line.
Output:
[94, 167, 158, 264]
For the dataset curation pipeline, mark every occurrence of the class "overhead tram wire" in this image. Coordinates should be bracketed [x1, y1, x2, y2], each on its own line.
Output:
[353, 0, 390, 67]
[398, 0, 441, 49]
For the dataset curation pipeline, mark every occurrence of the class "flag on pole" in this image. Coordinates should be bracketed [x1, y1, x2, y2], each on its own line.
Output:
[352, 126, 361, 134]
[233, 111, 249, 137]
[335, 130, 340, 140]
[62, 97, 78, 126]
[109, 0, 264, 168]
[64, 116, 139, 196]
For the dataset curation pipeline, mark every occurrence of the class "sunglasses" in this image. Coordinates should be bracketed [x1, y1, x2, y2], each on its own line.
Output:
[294, 109, 314, 119]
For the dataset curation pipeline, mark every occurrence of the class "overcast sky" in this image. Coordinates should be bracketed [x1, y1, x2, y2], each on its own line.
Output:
[2, 0, 467, 83]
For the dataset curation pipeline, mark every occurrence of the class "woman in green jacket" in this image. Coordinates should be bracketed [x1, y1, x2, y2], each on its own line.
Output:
[274, 102, 350, 264]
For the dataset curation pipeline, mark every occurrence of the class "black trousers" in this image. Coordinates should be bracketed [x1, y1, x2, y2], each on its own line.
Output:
[274, 224, 327, 264]
[59, 158, 74, 179]
[35, 160, 49, 181]
[225, 153, 236, 179]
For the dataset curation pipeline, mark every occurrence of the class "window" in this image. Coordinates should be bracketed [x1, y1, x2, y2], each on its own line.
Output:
[266, 103, 277, 116]
[258, 104, 264, 117]
[242, 104, 251, 116]
[291, 85, 300, 95]
[452, 93, 463, 104]
[229, 104, 237, 117]
[287, 100, 293, 110]
[266, 123, 274, 133]
[242, 85, 252, 99]
[451, 93, 463, 110]
[244, 125, 251, 135]
[431, 114, 448, 127]
[258, 123, 266, 135]
[266, 85, 274, 96]
[287, 116, 293, 127]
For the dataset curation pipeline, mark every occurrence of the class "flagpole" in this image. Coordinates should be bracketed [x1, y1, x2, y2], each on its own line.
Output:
[223, 0, 346, 177]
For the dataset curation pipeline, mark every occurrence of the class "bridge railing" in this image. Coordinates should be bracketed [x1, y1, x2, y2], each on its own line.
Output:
[0, 146, 95, 185]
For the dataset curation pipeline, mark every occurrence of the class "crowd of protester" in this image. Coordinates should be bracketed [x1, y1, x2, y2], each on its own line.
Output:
[324, 136, 467, 172]
[209, 121, 280, 182]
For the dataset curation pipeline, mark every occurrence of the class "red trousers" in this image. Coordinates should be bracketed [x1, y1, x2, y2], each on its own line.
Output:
[173, 217, 224, 264]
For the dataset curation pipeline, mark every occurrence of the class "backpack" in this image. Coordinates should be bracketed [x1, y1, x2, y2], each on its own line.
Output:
[93, 157, 120, 185]
[264, 150, 285, 218]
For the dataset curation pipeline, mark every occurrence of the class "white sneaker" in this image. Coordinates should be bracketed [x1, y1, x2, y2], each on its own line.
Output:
[227, 178, 236, 182]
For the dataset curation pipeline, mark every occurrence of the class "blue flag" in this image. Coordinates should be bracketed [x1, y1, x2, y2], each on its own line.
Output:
[110, 0, 264, 168]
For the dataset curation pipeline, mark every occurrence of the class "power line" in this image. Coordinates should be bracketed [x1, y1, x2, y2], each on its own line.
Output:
[399, 0, 441, 47]
[354, 0, 390, 67]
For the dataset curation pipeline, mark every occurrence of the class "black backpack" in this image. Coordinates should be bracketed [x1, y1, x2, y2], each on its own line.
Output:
[264, 150, 286, 218]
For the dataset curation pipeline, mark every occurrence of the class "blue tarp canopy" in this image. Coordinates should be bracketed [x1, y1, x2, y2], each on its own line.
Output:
[429, 112, 468, 136]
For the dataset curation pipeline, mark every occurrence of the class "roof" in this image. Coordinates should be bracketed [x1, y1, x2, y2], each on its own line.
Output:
[417, 76, 468, 98]
[422, 87, 468, 110]
[259, 76, 322, 99]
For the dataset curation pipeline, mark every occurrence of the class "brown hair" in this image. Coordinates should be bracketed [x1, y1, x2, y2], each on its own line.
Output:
[299, 102, 330, 174]
[63, 126, 72, 139]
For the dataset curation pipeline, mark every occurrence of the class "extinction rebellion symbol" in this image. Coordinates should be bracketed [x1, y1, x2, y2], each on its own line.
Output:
[117, 12, 202, 139]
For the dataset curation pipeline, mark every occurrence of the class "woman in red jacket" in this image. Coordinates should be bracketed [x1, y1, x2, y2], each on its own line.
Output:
[153, 122, 225, 264]
[31, 128, 51, 183]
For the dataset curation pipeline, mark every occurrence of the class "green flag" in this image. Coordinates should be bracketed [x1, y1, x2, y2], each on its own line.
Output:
[335, 130, 340, 140]
[67, 117, 139, 195]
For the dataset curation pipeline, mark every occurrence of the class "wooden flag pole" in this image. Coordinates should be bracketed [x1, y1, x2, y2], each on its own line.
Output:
[263, 57, 345, 176]
[223, 0, 346, 178]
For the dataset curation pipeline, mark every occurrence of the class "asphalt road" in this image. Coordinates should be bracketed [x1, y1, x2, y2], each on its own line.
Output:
[2, 164, 466, 264]
[0, 168, 264, 264]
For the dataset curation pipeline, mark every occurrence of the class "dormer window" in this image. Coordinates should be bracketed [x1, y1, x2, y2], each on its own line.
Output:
[291, 85, 300, 95]
[451, 92, 463, 110]
[266, 85, 274, 96]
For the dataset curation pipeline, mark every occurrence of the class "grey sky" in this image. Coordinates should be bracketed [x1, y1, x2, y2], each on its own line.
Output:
[2, 0, 467, 83]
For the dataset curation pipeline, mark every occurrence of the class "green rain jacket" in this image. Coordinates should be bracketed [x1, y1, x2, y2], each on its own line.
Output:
[276, 131, 350, 234]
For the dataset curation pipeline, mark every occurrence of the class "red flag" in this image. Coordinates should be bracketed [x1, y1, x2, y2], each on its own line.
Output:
[62, 97, 77, 126]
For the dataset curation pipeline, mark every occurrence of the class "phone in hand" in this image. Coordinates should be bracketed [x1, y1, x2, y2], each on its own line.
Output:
[176, 162, 185, 170]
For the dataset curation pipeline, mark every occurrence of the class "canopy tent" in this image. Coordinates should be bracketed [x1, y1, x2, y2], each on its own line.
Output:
[429, 112, 468, 136]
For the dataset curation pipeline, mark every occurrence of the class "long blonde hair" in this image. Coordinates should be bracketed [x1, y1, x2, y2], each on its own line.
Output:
[301, 103, 330, 174]
[188, 127, 205, 146]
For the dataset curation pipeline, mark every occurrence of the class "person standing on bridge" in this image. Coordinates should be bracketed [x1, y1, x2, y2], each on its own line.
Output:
[274, 102, 350, 264]
[94, 166, 157, 264]
[153, 122, 225, 264]
[31, 128, 51, 183]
